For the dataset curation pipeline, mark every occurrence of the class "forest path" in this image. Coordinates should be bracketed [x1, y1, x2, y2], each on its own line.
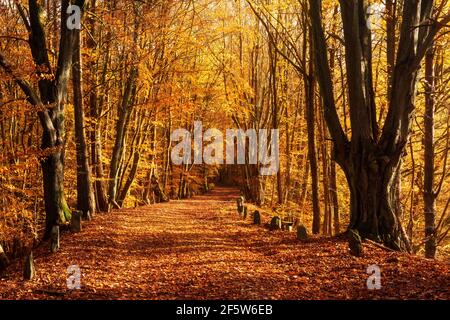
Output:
[1, 187, 449, 300]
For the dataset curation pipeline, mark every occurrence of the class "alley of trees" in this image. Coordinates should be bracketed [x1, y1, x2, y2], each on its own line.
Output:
[0, 0, 449, 299]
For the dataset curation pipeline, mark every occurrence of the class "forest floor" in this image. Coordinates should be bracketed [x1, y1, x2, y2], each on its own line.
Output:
[0, 187, 449, 300]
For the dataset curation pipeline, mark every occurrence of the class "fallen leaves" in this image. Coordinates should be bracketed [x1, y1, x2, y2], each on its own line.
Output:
[0, 187, 448, 300]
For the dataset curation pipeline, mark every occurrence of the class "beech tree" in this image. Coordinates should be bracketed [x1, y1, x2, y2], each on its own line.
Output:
[72, 0, 95, 219]
[309, 0, 450, 250]
[0, 0, 85, 238]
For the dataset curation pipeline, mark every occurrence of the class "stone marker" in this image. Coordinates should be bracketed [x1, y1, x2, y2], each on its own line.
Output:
[70, 210, 82, 233]
[253, 211, 261, 225]
[348, 229, 362, 257]
[50, 225, 60, 253]
[236, 196, 244, 215]
[23, 251, 36, 281]
[270, 216, 282, 230]
[296, 225, 308, 241]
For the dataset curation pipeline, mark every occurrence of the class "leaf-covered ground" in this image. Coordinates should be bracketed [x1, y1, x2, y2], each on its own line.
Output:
[0, 187, 449, 300]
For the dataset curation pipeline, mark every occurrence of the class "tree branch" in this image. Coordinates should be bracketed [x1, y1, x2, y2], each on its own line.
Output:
[308, 0, 349, 165]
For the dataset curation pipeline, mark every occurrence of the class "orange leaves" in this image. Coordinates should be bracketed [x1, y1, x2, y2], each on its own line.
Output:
[0, 187, 448, 300]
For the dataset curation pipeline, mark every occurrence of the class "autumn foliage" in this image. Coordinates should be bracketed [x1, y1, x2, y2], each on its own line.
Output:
[0, 0, 449, 300]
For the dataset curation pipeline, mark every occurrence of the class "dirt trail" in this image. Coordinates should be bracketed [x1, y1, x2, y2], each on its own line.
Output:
[0, 187, 449, 300]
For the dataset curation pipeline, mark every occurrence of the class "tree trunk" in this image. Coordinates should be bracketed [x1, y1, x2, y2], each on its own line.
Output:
[72, 18, 96, 219]
[118, 150, 141, 206]
[151, 175, 169, 203]
[144, 124, 157, 204]
[320, 116, 331, 236]
[269, 43, 283, 205]
[344, 149, 410, 251]
[87, 0, 109, 212]
[308, 0, 438, 251]
[41, 142, 67, 237]
[330, 159, 340, 235]
[423, 46, 437, 259]
[90, 82, 109, 212]
[108, 68, 137, 207]
[30, 0, 86, 238]
[247, 165, 265, 206]
[305, 54, 320, 233]
[386, 0, 396, 98]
